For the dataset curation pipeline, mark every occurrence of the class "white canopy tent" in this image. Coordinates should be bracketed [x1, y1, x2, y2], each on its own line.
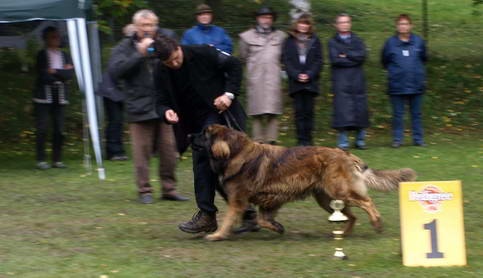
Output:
[0, 0, 105, 179]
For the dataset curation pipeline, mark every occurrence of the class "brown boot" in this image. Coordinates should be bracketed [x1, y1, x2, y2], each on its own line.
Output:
[178, 210, 217, 234]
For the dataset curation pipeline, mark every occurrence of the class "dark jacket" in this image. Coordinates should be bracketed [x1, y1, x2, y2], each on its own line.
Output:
[181, 24, 233, 54]
[158, 45, 246, 153]
[281, 33, 323, 96]
[109, 35, 162, 123]
[328, 33, 369, 129]
[33, 49, 74, 105]
[382, 33, 427, 95]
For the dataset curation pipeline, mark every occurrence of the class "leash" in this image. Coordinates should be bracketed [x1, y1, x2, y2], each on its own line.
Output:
[222, 110, 243, 131]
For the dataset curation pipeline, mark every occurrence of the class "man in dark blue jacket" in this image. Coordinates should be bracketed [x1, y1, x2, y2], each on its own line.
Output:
[382, 14, 427, 148]
[181, 4, 233, 54]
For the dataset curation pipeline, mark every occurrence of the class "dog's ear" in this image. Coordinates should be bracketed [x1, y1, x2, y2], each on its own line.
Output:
[211, 140, 230, 159]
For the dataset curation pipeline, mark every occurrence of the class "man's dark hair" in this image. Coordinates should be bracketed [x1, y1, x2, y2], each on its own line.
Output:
[396, 14, 412, 24]
[154, 35, 179, 61]
[42, 26, 58, 40]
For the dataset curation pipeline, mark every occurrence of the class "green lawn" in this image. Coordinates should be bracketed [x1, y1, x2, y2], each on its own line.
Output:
[0, 132, 482, 277]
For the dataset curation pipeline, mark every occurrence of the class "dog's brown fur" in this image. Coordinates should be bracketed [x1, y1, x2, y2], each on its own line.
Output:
[195, 124, 417, 241]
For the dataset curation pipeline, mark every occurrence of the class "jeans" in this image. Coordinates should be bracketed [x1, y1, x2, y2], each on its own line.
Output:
[337, 129, 366, 148]
[103, 98, 125, 158]
[34, 103, 65, 162]
[293, 91, 315, 146]
[390, 94, 424, 144]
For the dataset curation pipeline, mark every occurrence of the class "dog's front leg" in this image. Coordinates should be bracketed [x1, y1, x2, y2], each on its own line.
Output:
[205, 194, 247, 241]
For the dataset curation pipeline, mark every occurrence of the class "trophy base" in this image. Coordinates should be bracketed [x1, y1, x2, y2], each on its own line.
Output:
[333, 248, 348, 260]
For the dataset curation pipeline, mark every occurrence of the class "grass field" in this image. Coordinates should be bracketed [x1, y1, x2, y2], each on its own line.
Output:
[0, 132, 482, 277]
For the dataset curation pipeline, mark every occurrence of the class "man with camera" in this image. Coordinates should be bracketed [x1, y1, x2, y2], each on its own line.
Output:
[109, 9, 188, 204]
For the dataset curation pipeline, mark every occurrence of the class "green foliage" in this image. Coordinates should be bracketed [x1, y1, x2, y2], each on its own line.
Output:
[93, 0, 148, 34]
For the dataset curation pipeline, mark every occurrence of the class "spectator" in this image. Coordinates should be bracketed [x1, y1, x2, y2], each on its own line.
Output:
[282, 13, 323, 146]
[109, 9, 188, 204]
[328, 13, 369, 150]
[95, 25, 135, 161]
[33, 26, 74, 169]
[382, 14, 427, 148]
[181, 4, 233, 54]
[154, 36, 258, 235]
[239, 7, 287, 144]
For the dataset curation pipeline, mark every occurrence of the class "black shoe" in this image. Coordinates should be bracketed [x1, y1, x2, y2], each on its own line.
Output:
[233, 208, 261, 234]
[354, 144, 367, 150]
[414, 142, 427, 147]
[139, 193, 153, 204]
[161, 193, 189, 201]
[391, 142, 401, 148]
[110, 155, 128, 161]
[178, 210, 217, 234]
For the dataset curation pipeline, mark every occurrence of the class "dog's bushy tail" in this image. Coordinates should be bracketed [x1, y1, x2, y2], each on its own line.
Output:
[362, 168, 417, 191]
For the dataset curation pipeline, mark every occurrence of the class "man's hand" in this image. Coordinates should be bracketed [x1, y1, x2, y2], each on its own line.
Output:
[136, 37, 154, 56]
[48, 68, 56, 74]
[338, 53, 347, 58]
[214, 95, 232, 112]
[165, 109, 179, 124]
[64, 64, 74, 70]
[298, 73, 310, 83]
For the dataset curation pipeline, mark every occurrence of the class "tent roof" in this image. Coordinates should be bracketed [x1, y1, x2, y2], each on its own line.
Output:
[0, 0, 92, 22]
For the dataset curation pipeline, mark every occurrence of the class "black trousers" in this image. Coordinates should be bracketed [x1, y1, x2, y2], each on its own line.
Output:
[103, 97, 125, 158]
[191, 111, 228, 213]
[293, 90, 315, 146]
[34, 102, 65, 162]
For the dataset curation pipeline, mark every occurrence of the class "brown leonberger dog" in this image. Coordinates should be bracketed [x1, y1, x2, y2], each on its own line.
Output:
[191, 124, 417, 241]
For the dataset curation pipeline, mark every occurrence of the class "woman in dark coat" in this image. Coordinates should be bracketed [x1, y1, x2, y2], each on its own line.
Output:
[282, 13, 323, 146]
[328, 13, 369, 150]
[33, 26, 74, 169]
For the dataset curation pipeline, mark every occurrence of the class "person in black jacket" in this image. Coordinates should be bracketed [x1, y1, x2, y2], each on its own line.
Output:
[154, 36, 258, 235]
[109, 10, 188, 204]
[282, 13, 323, 146]
[328, 13, 369, 150]
[33, 26, 74, 169]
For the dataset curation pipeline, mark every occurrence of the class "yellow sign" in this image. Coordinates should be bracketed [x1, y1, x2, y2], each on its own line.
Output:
[399, 180, 466, 266]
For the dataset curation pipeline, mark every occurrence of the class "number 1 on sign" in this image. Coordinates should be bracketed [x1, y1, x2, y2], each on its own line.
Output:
[424, 219, 444, 259]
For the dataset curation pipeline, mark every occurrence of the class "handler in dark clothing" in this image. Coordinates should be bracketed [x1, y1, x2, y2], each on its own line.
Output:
[154, 36, 258, 234]
[282, 13, 323, 146]
[33, 26, 74, 169]
[109, 10, 187, 204]
[328, 13, 369, 150]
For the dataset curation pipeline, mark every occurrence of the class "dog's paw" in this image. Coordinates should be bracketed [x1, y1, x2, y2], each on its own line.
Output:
[271, 221, 285, 234]
[205, 233, 227, 241]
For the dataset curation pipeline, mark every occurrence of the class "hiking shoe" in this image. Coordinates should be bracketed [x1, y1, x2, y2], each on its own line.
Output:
[110, 155, 128, 161]
[178, 210, 217, 234]
[37, 161, 50, 170]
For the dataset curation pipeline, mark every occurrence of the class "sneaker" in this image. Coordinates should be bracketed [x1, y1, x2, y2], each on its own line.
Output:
[414, 142, 427, 147]
[391, 142, 401, 148]
[37, 161, 50, 170]
[52, 161, 67, 168]
[161, 193, 189, 201]
[139, 193, 153, 204]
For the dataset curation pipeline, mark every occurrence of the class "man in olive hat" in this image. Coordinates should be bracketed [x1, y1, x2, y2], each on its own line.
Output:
[181, 4, 233, 54]
[239, 7, 287, 145]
